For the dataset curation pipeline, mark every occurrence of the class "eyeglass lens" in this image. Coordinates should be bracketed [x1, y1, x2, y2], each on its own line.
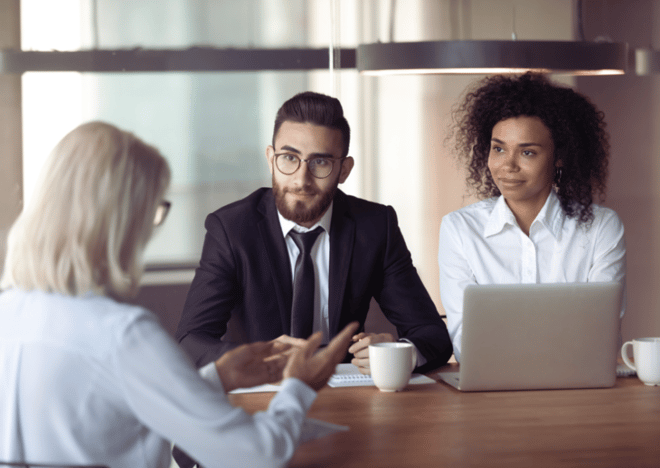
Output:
[154, 200, 171, 226]
[276, 154, 335, 179]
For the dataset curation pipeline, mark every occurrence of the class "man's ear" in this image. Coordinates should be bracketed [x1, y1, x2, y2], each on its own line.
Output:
[266, 145, 275, 175]
[338, 156, 355, 184]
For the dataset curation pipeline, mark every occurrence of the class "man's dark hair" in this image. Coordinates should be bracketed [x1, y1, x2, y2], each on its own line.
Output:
[450, 72, 609, 224]
[272, 91, 351, 158]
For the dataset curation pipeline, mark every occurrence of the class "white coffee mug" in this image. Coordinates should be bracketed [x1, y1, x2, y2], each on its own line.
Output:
[621, 337, 660, 386]
[369, 342, 415, 392]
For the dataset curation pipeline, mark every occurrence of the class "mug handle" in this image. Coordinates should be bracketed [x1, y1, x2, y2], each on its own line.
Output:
[621, 341, 637, 371]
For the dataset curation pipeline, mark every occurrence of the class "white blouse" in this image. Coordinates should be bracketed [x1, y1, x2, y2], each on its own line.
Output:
[438, 191, 626, 362]
[0, 289, 316, 468]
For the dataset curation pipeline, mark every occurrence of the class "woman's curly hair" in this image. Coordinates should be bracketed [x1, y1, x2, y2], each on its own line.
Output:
[450, 72, 609, 224]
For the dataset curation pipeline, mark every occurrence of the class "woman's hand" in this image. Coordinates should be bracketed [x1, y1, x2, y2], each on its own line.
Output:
[214, 341, 288, 392]
[283, 322, 360, 391]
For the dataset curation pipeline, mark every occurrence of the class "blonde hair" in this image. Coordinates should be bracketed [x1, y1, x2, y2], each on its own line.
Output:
[1, 121, 171, 298]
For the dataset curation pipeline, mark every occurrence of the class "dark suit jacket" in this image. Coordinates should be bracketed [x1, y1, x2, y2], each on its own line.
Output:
[176, 188, 452, 373]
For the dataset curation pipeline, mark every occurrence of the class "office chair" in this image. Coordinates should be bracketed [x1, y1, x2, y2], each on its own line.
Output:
[0, 462, 108, 468]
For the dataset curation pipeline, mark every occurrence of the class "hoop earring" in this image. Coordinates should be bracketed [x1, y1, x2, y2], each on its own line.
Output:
[554, 167, 563, 186]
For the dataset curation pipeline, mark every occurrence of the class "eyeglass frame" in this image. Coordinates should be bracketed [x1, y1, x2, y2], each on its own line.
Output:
[153, 200, 171, 227]
[273, 153, 347, 179]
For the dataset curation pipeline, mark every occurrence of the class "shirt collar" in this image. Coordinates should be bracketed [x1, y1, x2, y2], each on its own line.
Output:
[278, 201, 333, 238]
[484, 196, 516, 237]
[534, 190, 565, 239]
[484, 191, 564, 239]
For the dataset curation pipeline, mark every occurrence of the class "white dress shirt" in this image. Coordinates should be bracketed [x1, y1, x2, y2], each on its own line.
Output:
[278, 203, 333, 343]
[0, 288, 316, 468]
[278, 203, 426, 366]
[438, 191, 626, 362]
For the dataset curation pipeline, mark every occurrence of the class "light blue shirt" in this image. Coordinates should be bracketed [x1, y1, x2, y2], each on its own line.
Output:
[0, 289, 316, 468]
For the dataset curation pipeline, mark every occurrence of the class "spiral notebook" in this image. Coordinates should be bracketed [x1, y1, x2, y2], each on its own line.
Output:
[230, 363, 435, 392]
[328, 363, 435, 387]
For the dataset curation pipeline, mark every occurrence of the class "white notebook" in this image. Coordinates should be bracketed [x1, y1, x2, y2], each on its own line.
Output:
[230, 363, 435, 392]
[328, 363, 435, 387]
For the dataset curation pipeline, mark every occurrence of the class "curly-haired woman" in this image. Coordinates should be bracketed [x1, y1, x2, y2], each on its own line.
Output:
[438, 73, 626, 361]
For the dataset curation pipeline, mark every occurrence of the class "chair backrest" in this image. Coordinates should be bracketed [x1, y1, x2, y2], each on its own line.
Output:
[0, 462, 108, 468]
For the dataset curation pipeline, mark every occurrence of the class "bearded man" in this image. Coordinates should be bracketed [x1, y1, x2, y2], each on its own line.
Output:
[175, 92, 452, 375]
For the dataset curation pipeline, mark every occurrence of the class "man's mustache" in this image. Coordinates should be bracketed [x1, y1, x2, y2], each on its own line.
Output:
[284, 188, 318, 196]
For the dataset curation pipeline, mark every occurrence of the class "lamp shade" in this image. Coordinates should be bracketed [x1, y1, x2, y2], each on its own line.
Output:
[357, 40, 628, 75]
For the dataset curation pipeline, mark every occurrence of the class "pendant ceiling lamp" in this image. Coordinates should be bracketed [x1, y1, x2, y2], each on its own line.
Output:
[357, 40, 627, 76]
[357, 0, 627, 76]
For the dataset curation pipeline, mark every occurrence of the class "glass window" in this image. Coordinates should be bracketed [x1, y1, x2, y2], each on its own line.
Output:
[21, 0, 359, 265]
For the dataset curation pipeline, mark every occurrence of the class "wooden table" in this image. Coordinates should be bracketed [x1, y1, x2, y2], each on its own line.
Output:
[228, 368, 660, 467]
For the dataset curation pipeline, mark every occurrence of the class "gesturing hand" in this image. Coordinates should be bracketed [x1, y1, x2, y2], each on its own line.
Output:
[269, 334, 307, 356]
[284, 322, 360, 391]
[214, 341, 288, 393]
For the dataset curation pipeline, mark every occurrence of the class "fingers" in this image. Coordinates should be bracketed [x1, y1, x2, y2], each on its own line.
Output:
[250, 341, 276, 356]
[350, 356, 370, 375]
[347, 332, 394, 354]
[350, 346, 369, 360]
[265, 353, 287, 382]
[307, 323, 359, 390]
[282, 334, 319, 383]
[263, 339, 295, 362]
[302, 331, 324, 357]
[234, 341, 278, 366]
[352, 332, 368, 342]
[281, 323, 360, 391]
[273, 334, 308, 348]
[325, 322, 359, 358]
[351, 348, 371, 374]
[316, 322, 360, 367]
[220, 342, 257, 367]
[265, 350, 288, 369]
[347, 330, 396, 375]
[348, 333, 374, 354]
[348, 338, 368, 355]
[270, 335, 306, 355]
[336, 322, 361, 345]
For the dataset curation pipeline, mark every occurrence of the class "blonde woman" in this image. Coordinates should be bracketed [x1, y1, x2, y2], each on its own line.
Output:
[0, 121, 357, 468]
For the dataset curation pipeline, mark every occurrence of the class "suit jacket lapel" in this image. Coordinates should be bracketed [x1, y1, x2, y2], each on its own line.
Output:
[257, 189, 293, 334]
[328, 190, 355, 335]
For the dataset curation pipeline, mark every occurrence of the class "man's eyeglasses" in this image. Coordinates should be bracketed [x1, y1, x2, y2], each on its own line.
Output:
[154, 200, 171, 227]
[274, 153, 346, 179]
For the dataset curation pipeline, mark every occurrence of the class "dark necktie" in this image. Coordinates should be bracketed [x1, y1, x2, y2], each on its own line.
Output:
[289, 226, 324, 338]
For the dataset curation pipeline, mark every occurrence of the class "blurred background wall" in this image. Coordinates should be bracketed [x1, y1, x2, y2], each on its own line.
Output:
[1, 0, 658, 349]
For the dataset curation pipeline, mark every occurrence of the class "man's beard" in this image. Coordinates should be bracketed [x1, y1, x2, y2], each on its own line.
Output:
[273, 178, 338, 225]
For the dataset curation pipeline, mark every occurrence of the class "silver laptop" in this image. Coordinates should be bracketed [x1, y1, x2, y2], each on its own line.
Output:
[438, 282, 623, 392]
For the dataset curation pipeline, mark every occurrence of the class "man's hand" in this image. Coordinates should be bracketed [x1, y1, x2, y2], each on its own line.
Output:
[348, 332, 395, 374]
[214, 341, 287, 392]
[284, 322, 360, 391]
